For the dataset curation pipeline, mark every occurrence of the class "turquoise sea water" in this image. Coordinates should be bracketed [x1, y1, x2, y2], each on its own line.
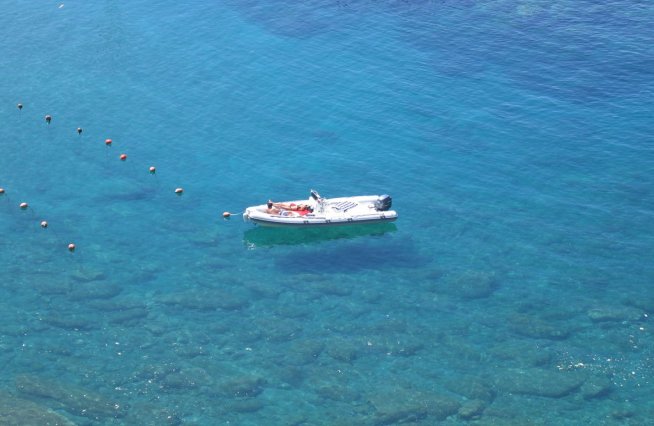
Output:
[1, 0, 653, 424]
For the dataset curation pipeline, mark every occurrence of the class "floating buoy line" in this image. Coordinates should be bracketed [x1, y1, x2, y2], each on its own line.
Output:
[1, 101, 227, 254]
[222, 211, 240, 219]
[0, 188, 70, 252]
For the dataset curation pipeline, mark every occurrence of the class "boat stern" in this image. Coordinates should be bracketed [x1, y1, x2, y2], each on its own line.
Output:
[243, 208, 253, 223]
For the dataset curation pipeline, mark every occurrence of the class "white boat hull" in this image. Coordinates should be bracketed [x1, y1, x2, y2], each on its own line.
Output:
[243, 194, 397, 228]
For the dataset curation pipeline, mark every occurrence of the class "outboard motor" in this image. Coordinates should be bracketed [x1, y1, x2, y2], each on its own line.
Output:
[374, 194, 392, 211]
[310, 189, 322, 201]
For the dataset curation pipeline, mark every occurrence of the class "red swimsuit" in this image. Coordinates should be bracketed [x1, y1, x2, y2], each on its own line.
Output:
[290, 203, 311, 215]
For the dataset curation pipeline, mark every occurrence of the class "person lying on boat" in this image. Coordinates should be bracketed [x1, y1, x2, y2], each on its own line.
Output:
[268, 200, 314, 213]
[265, 202, 299, 217]
[265, 202, 281, 214]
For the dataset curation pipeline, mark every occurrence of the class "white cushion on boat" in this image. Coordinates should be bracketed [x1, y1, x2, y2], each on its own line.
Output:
[333, 201, 358, 211]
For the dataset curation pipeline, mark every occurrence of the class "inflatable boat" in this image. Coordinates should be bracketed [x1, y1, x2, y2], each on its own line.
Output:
[243, 190, 398, 227]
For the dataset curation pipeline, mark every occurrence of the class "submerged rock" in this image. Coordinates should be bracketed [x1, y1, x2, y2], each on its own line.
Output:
[422, 267, 446, 281]
[219, 375, 266, 398]
[286, 339, 325, 365]
[224, 398, 265, 413]
[581, 375, 612, 399]
[623, 295, 653, 311]
[162, 367, 212, 390]
[87, 297, 145, 311]
[32, 280, 71, 295]
[69, 282, 121, 301]
[316, 385, 361, 402]
[135, 363, 177, 382]
[443, 375, 495, 402]
[587, 306, 643, 322]
[458, 399, 487, 420]
[435, 270, 498, 299]
[0, 391, 75, 426]
[175, 344, 210, 358]
[71, 268, 106, 282]
[326, 339, 361, 362]
[276, 366, 306, 388]
[108, 307, 149, 325]
[41, 313, 98, 331]
[158, 289, 249, 311]
[493, 367, 585, 397]
[314, 281, 353, 297]
[368, 390, 460, 424]
[255, 318, 301, 343]
[610, 407, 636, 420]
[508, 314, 572, 340]
[15, 375, 126, 419]
[242, 280, 283, 299]
[0, 324, 31, 337]
[126, 403, 182, 425]
[489, 341, 552, 367]
[380, 336, 425, 357]
[274, 303, 312, 319]
[373, 404, 428, 424]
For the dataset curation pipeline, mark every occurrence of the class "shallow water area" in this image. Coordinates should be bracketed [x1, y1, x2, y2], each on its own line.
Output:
[1, 0, 653, 424]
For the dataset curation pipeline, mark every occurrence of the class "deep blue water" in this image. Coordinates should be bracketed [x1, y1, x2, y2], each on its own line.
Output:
[1, 0, 653, 424]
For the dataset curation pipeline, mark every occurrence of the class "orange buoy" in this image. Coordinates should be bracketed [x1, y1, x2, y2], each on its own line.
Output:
[174, 188, 184, 195]
[68, 243, 76, 252]
[149, 166, 156, 174]
[19, 202, 28, 209]
[119, 153, 127, 161]
[223, 212, 231, 218]
[17, 103, 23, 110]
[77, 127, 83, 135]
[40, 220, 48, 228]
[105, 138, 112, 145]
[45, 115, 52, 124]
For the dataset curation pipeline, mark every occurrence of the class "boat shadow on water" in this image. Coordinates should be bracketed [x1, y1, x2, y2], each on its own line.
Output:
[243, 223, 398, 249]
[244, 223, 428, 273]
